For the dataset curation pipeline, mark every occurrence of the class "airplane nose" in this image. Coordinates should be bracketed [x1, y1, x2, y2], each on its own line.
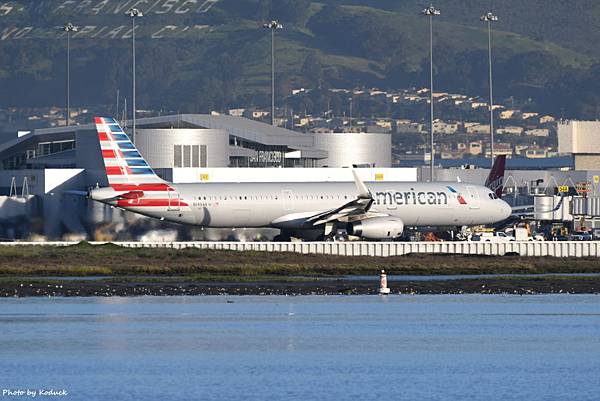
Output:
[500, 200, 512, 219]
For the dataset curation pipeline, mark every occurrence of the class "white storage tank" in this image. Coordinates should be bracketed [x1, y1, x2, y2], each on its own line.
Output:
[312, 132, 391, 168]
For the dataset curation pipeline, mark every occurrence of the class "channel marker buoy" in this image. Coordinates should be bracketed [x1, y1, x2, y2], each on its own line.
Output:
[379, 269, 391, 295]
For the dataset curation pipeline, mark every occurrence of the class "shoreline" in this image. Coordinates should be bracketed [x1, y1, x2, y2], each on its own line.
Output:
[2, 276, 599, 297]
[2, 244, 600, 296]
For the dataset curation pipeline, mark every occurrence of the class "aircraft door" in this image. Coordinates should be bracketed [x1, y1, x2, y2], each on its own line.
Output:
[282, 190, 294, 212]
[168, 188, 181, 211]
[466, 186, 480, 209]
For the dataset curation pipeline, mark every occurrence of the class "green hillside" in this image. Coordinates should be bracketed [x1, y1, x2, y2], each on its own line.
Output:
[0, 0, 599, 118]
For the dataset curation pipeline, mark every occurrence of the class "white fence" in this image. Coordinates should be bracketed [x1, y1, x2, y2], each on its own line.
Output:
[3, 241, 600, 258]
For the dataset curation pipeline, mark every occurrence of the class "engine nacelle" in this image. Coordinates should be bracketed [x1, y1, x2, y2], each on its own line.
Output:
[347, 217, 404, 240]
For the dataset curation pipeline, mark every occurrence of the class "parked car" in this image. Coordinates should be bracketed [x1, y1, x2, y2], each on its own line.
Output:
[570, 231, 593, 241]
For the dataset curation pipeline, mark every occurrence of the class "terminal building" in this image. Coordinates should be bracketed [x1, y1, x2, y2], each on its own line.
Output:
[1, 114, 391, 173]
[558, 120, 600, 170]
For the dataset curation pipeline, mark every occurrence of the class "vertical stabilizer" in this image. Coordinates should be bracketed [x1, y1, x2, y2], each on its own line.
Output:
[485, 155, 506, 199]
[94, 116, 165, 188]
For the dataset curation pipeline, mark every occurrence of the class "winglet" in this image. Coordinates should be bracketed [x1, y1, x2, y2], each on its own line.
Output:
[352, 170, 372, 199]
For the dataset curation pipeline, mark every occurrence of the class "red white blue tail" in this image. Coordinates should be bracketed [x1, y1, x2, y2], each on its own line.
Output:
[94, 116, 165, 188]
[92, 117, 188, 209]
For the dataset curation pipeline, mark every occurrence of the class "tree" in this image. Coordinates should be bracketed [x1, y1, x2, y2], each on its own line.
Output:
[301, 52, 322, 88]
[271, 0, 310, 26]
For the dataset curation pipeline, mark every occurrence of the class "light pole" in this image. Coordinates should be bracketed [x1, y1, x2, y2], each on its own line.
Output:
[126, 7, 143, 144]
[422, 5, 440, 181]
[61, 22, 78, 127]
[263, 20, 283, 126]
[481, 12, 498, 167]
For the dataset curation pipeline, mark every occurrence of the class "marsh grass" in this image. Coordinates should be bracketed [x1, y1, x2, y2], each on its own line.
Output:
[1, 242, 599, 277]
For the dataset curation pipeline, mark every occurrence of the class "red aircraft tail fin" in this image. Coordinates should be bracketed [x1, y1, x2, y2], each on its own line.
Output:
[485, 155, 506, 199]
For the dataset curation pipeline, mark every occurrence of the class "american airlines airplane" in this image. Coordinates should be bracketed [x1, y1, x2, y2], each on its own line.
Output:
[88, 117, 512, 241]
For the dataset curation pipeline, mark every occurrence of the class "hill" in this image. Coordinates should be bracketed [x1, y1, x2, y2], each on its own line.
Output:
[0, 0, 599, 118]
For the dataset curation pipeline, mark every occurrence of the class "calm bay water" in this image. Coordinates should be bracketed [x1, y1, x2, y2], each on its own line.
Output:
[1, 295, 599, 401]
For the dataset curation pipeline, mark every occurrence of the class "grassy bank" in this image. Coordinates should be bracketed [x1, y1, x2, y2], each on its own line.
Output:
[1, 242, 600, 277]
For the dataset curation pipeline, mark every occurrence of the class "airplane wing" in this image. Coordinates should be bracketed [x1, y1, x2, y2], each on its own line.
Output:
[306, 170, 375, 226]
[306, 171, 374, 226]
[271, 170, 377, 228]
[306, 196, 374, 226]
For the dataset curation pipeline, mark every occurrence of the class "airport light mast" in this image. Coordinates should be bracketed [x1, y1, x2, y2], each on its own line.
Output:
[126, 7, 143, 144]
[61, 22, 78, 127]
[263, 20, 283, 126]
[422, 5, 440, 181]
[481, 12, 498, 167]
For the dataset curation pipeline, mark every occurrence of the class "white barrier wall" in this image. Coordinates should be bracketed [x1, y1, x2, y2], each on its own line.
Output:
[3, 241, 600, 258]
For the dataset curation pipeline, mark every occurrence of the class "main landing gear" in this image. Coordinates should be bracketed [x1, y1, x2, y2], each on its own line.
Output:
[273, 234, 292, 242]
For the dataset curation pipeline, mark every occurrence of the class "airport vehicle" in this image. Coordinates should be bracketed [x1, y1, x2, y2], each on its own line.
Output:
[88, 117, 512, 241]
[570, 231, 593, 241]
[470, 231, 515, 242]
[505, 227, 542, 241]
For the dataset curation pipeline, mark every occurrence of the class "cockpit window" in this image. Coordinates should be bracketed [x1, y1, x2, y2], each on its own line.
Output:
[488, 192, 498, 200]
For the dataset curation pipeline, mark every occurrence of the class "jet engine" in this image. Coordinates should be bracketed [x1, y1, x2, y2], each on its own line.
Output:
[347, 217, 404, 240]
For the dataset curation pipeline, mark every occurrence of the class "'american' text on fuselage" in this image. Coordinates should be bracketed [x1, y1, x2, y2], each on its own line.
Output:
[374, 191, 449, 206]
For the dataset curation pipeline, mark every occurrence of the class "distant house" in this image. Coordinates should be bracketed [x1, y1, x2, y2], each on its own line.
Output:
[374, 119, 392, 130]
[524, 148, 549, 158]
[433, 121, 459, 134]
[485, 143, 513, 158]
[228, 108, 245, 117]
[522, 112, 539, 120]
[244, 109, 270, 119]
[524, 128, 550, 137]
[539, 115, 556, 124]
[466, 124, 491, 135]
[366, 125, 391, 134]
[470, 102, 488, 109]
[515, 145, 529, 155]
[309, 127, 333, 134]
[369, 89, 386, 97]
[496, 126, 524, 135]
[396, 120, 423, 134]
[341, 126, 363, 133]
[499, 109, 520, 120]
[295, 117, 310, 127]
[469, 141, 483, 156]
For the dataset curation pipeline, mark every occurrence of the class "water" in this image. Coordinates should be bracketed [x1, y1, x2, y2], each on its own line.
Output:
[1, 295, 599, 401]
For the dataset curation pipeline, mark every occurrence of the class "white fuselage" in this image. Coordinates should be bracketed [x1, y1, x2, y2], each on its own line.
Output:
[107, 181, 512, 229]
